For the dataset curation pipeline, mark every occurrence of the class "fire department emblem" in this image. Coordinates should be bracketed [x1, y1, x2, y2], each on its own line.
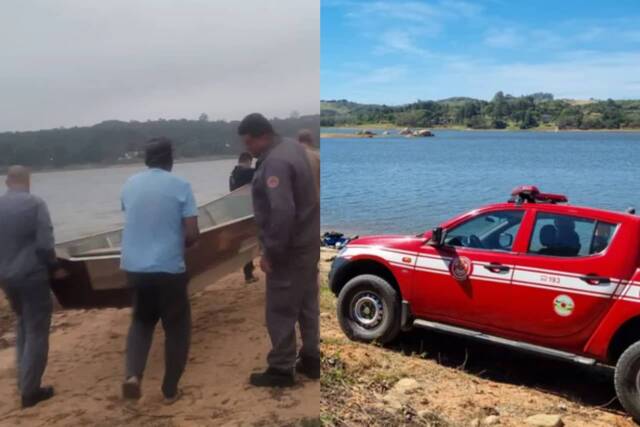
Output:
[553, 294, 575, 317]
[449, 256, 473, 281]
[267, 176, 280, 188]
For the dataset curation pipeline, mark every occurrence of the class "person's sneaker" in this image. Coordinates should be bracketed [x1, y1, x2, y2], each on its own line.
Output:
[163, 389, 182, 405]
[249, 367, 295, 388]
[245, 276, 259, 284]
[295, 356, 320, 380]
[122, 376, 142, 400]
[21, 386, 54, 409]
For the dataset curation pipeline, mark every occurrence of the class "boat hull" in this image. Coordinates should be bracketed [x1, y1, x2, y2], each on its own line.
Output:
[50, 186, 259, 309]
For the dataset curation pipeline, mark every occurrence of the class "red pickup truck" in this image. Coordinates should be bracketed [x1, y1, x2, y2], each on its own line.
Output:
[329, 186, 640, 420]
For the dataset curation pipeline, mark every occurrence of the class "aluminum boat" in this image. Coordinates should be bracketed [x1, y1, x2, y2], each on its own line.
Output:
[50, 185, 258, 309]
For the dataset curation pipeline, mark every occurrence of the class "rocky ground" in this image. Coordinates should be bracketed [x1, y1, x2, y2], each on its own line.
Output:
[0, 270, 319, 426]
[319, 248, 636, 427]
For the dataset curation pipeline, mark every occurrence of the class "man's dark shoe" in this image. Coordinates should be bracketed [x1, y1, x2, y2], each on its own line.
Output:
[122, 376, 142, 400]
[163, 389, 182, 405]
[296, 356, 320, 380]
[249, 367, 295, 388]
[21, 386, 54, 409]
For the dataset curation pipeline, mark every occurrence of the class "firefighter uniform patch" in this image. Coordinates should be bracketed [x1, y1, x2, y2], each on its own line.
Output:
[267, 176, 280, 188]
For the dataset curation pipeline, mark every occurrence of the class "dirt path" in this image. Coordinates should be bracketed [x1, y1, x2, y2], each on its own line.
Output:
[319, 248, 636, 426]
[0, 271, 319, 426]
[0, 296, 12, 349]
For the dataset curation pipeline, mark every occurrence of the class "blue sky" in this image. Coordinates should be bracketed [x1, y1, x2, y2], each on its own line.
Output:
[321, 0, 640, 104]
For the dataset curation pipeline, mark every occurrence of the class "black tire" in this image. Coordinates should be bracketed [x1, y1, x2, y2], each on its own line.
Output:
[614, 341, 640, 422]
[336, 274, 401, 344]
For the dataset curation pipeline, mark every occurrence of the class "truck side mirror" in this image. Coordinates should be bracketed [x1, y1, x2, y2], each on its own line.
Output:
[428, 227, 445, 247]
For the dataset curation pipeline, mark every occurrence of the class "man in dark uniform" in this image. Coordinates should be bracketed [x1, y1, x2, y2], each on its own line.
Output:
[229, 152, 258, 284]
[0, 166, 58, 408]
[238, 113, 320, 387]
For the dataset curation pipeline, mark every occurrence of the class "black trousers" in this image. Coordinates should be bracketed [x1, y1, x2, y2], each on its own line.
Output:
[125, 272, 191, 398]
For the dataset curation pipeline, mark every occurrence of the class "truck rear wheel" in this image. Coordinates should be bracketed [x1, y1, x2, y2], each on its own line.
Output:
[614, 341, 640, 422]
[337, 274, 401, 344]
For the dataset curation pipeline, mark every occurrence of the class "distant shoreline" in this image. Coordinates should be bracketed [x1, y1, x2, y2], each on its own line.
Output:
[321, 125, 640, 138]
[1, 154, 237, 176]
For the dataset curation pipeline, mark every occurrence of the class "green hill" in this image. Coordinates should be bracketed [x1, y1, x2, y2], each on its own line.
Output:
[0, 115, 320, 171]
[321, 93, 640, 130]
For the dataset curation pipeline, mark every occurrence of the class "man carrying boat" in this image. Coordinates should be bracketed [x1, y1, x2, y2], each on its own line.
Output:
[120, 138, 200, 403]
[0, 166, 58, 408]
[229, 151, 259, 284]
[238, 113, 320, 387]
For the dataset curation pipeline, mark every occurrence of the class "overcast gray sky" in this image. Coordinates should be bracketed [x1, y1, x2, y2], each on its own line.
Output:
[0, 0, 319, 132]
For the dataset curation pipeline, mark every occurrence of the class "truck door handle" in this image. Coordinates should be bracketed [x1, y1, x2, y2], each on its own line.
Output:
[579, 275, 611, 285]
[484, 263, 510, 274]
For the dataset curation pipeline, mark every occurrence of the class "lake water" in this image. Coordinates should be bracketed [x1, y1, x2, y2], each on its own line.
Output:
[321, 129, 640, 236]
[3, 159, 237, 241]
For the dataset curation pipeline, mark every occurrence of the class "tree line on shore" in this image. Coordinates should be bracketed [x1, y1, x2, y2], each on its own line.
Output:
[321, 92, 640, 130]
[0, 115, 319, 171]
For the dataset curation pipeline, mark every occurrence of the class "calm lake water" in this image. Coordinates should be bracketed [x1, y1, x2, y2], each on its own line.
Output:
[3, 159, 237, 241]
[321, 129, 640, 235]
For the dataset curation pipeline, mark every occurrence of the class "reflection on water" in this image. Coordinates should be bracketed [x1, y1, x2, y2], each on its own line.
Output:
[4, 159, 237, 241]
[321, 130, 640, 235]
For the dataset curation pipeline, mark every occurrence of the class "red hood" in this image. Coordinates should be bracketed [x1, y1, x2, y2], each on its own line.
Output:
[348, 234, 425, 251]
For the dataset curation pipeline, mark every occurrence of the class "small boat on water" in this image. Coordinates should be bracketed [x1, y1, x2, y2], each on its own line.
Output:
[50, 185, 259, 309]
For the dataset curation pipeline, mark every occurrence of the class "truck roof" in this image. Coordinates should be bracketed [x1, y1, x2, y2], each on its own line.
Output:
[441, 185, 640, 227]
[468, 202, 640, 225]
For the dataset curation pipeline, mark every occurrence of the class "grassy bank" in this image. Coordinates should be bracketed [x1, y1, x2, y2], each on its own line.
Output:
[319, 247, 634, 426]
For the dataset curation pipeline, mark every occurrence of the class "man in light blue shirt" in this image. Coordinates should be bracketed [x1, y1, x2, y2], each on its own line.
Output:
[120, 137, 199, 404]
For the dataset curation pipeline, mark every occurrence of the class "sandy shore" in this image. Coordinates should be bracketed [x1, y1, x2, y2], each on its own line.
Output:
[0, 270, 319, 426]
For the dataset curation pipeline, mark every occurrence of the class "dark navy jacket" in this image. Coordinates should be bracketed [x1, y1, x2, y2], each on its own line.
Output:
[251, 138, 320, 265]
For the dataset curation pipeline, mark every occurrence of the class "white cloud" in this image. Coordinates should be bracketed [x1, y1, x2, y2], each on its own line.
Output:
[624, 30, 640, 43]
[375, 29, 436, 58]
[484, 28, 524, 48]
[439, 0, 483, 19]
[324, 2, 640, 102]
[355, 65, 409, 85]
[482, 19, 640, 52]
[327, 50, 640, 103]
[343, 0, 483, 59]
[0, 0, 319, 131]
[434, 52, 640, 100]
[353, 1, 440, 23]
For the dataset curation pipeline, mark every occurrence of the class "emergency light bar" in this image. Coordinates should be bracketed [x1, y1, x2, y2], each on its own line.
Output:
[509, 185, 568, 204]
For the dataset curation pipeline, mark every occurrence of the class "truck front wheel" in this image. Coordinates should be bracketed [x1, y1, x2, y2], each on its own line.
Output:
[615, 341, 640, 422]
[336, 274, 401, 344]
